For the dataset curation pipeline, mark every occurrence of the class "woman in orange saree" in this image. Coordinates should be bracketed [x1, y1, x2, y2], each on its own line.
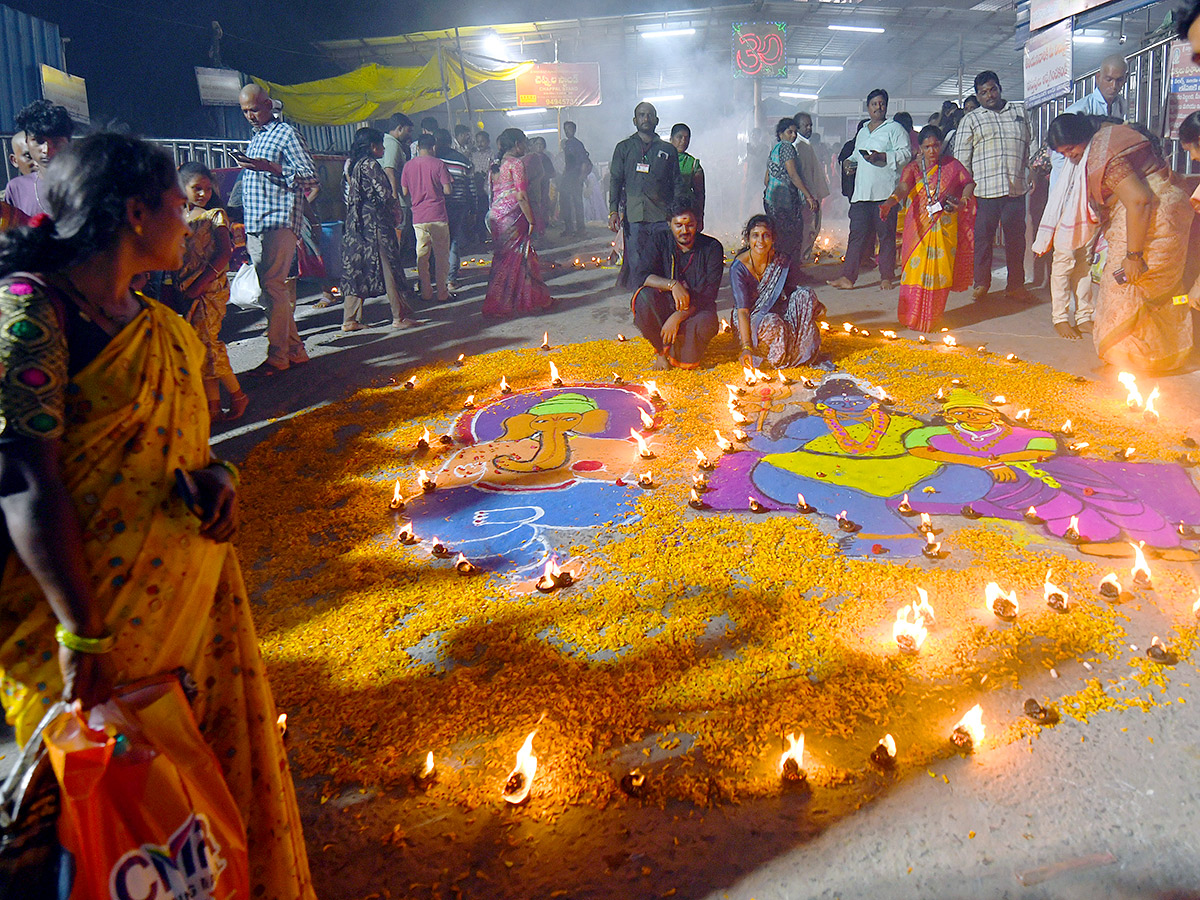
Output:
[0, 135, 314, 899]
[880, 125, 975, 333]
[1049, 114, 1196, 374]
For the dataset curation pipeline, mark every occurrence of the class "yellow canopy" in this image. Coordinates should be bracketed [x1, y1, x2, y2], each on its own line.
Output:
[251, 54, 532, 125]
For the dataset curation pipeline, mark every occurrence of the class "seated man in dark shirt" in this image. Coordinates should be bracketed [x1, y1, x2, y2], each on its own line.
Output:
[631, 200, 723, 369]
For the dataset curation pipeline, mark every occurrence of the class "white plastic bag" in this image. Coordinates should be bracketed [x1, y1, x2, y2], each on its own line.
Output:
[228, 262, 262, 309]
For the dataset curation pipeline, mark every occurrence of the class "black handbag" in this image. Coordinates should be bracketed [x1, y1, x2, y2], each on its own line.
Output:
[0, 702, 66, 899]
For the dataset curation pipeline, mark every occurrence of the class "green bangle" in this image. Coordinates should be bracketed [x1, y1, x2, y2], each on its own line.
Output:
[55, 624, 116, 654]
[209, 458, 240, 487]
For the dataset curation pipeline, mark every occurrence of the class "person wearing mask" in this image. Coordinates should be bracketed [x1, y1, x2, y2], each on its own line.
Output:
[670, 123, 705, 229]
[793, 112, 830, 262]
[630, 201, 722, 370]
[828, 90, 911, 291]
[609, 102, 684, 290]
[483, 128, 553, 317]
[0, 132, 315, 897]
[235, 84, 319, 376]
[953, 71, 1032, 301]
[434, 127, 473, 293]
[1047, 113, 1197, 373]
[401, 133, 453, 304]
[5, 101, 73, 218]
[341, 127, 416, 330]
[559, 121, 591, 238]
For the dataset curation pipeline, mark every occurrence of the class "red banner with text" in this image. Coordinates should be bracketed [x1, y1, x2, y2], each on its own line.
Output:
[515, 64, 602, 108]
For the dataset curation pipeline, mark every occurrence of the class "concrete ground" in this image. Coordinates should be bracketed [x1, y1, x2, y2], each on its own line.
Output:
[8, 222, 1200, 899]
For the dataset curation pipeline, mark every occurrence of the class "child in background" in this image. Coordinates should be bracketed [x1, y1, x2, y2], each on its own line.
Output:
[177, 161, 248, 422]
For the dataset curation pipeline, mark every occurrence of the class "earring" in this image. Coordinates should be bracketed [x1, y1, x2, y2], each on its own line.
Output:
[134, 225, 143, 236]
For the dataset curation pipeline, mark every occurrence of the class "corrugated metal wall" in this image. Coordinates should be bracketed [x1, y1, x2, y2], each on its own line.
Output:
[0, 5, 64, 132]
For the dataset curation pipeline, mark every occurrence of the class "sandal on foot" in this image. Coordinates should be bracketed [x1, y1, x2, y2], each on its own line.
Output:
[226, 390, 249, 421]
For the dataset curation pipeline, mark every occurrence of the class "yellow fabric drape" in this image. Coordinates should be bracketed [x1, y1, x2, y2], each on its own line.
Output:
[251, 55, 533, 125]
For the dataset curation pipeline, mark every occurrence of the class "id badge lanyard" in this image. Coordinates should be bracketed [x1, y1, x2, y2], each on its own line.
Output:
[920, 156, 942, 215]
[635, 141, 654, 175]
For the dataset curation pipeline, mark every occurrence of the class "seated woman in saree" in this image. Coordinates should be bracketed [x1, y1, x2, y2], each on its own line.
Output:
[878, 125, 975, 333]
[903, 390, 1200, 559]
[483, 127, 553, 318]
[730, 213, 825, 368]
[763, 117, 817, 261]
[0, 134, 315, 896]
[631, 200, 723, 370]
[1047, 113, 1198, 374]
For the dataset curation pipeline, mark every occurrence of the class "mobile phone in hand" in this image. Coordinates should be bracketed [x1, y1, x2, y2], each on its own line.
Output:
[174, 467, 205, 519]
[230, 149, 251, 163]
[1113, 268, 1127, 285]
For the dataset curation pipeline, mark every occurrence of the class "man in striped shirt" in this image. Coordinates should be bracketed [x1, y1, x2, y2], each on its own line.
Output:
[954, 70, 1032, 302]
[435, 128, 474, 294]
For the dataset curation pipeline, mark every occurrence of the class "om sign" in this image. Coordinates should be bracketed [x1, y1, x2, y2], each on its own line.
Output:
[733, 22, 788, 78]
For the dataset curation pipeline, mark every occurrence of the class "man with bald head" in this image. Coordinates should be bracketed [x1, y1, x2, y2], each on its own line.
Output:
[609, 101, 684, 289]
[236, 83, 319, 376]
[1049, 55, 1128, 187]
[8, 132, 36, 176]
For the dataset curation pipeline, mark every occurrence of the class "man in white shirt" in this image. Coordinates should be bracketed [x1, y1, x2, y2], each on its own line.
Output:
[828, 89, 911, 291]
[794, 112, 830, 262]
[1048, 55, 1128, 188]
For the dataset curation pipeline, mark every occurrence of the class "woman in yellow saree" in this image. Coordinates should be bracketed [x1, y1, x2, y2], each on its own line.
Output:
[1048, 113, 1196, 374]
[880, 125, 975, 333]
[0, 135, 314, 898]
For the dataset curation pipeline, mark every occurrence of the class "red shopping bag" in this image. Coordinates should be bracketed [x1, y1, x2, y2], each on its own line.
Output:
[43, 676, 249, 900]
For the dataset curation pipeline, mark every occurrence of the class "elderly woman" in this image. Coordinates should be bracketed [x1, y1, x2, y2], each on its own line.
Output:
[1047, 113, 1197, 373]
[730, 213, 825, 367]
[0, 134, 314, 896]
[879, 125, 975, 332]
[763, 117, 817, 260]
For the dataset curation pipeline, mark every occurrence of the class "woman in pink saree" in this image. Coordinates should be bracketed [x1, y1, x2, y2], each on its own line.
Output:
[483, 127, 553, 318]
[880, 125, 975, 332]
[1048, 114, 1196, 374]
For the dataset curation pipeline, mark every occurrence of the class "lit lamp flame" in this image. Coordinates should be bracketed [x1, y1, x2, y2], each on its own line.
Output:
[918, 512, 935, 534]
[536, 557, 574, 592]
[726, 382, 745, 399]
[1015, 408, 1031, 422]
[277, 713, 288, 738]
[942, 335, 957, 347]
[897, 493, 914, 515]
[500, 376, 512, 394]
[1117, 371, 1143, 409]
[403, 376, 417, 390]
[870, 733, 897, 769]
[880, 330, 898, 340]
[549, 362, 562, 386]
[630, 428, 655, 459]
[688, 487, 708, 509]
[1044, 569, 1069, 612]
[1144, 386, 1161, 422]
[714, 429, 735, 453]
[694, 448, 714, 470]
[389, 480, 405, 511]
[1192, 591, 1200, 618]
[637, 471, 654, 487]
[1060, 418, 1073, 435]
[893, 603, 929, 653]
[1098, 572, 1122, 600]
[1005, 353, 1018, 361]
[922, 531, 942, 559]
[419, 751, 435, 781]
[819, 321, 830, 332]
[643, 380, 663, 402]
[985, 581, 1019, 620]
[417, 426, 432, 450]
[502, 731, 538, 804]
[842, 322, 854, 333]
[729, 405, 749, 425]
[991, 394, 1007, 404]
[950, 704, 985, 751]
[776, 369, 792, 385]
[456, 353, 466, 366]
[541, 331, 551, 350]
[836, 509, 860, 532]
[719, 317, 732, 333]
[1064, 514, 1081, 541]
[796, 493, 815, 513]
[396, 521, 418, 545]
[454, 553, 481, 576]
[779, 732, 806, 786]
[743, 365, 758, 386]
[639, 408, 656, 430]
[418, 469, 437, 493]
[1147, 635, 1177, 664]
[1024, 505, 1044, 524]
[464, 393, 476, 409]
[1129, 541, 1153, 588]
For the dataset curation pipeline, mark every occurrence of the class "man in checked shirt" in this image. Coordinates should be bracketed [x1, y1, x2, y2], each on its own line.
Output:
[954, 70, 1033, 303]
[236, 83, 319, 376]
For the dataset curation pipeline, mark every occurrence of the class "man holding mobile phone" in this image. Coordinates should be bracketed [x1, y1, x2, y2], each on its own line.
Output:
[236, 83, 319, 377]
[827, 89, 911, 292]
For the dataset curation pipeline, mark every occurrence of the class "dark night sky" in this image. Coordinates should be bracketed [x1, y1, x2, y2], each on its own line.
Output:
[7, 0, 692, 136]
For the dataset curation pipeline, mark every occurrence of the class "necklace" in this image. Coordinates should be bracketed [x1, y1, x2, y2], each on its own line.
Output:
[821, 409, 889, 454]
[56, 275, 140, 332]
[950, 422, 1010, 452]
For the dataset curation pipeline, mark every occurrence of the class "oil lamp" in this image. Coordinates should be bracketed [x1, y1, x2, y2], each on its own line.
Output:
[1044, 570, 1069, 612]
[743, 365, 759, 386]
[1146, 636, 1177, 665]
[842, 322, 854, 334]
[796, 493, 816, 514]
[688, 488, 710, 510]
[950, 705, 985, 752]
[719, 317, 732, 333]
[540, 331, 551, 351]
[439, 433, 455, 446]
[1129, 541, 1153, 589]
[1179, 452, 1198, 466]
[893, 604, 928, 653]
[1144, 386, 1161, 423]
[549, 362, 562, 387]
[403, 376, 417, 390]
[1014, 408, 1031, 422]
[921, 532, 943, 559]
[942, 335, 957, 347]
[639, 408, 656, 430]
[388, 480, 405, 512]
[612, 372, 625, 385]
[960, 504, 982, 519]
[986, 582, 1018, 621]
[617, 333, 627, 342]
[694, 448, 714, 470]
[414, 751, 437, 790]
[1098, 573, 1122, 600]
[880, 330, 898, 340]
[729, 405, 749, 425]
[749, 497, 767, 513]
[1060, 419, 1073, 436]
[897, 493, 916, 516]
[714, 429, 736, 453]
[692, 473, 709, 491]
[455, 353, 466, 367]
[277, 713, 288, 739]
[1023, 699, 1056, 725]
[1063, 515, 1081, 542]
[454, 554, 481, 576]
[463, 394, 475, 409]
[397, 522, 418, 545]
[990, 394, 1007, 404]
[976, 344, 988, 353]
[620, 768, 649, 798]
[1068, 440, 1090, 453]
[779, 733, 806, 788]
[536, 558, 574, 592]
[430, 539, 453, 559]
[1115, 446, 1136, 460]
[630, 428, 655, 459]
[836, 510, 861, 533]
[918, 335, 927, 343]
[644, 380, 664, 403]
[917, 513, 938, 535]
[1117, 371, 1143, 409]
[1023, 506, 1044, 525]
[776, 369, 793, 385]
[500, 376, 512, 394]
[819, 320, 830, 332]
[726, 382, 746, 398]
[733, 428, 749, 442]
[416, 427, 431, 453]
[418, 469, 437, 493]
[935, 386, 946, 402]
[637, 472, 655, 488]
[1005, 353, 1018, 361]
[502, 731, 538, 805]
[870, 734, 897, 769]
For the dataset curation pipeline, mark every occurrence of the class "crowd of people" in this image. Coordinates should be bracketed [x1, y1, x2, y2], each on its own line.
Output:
[3, 5, 1200, 889]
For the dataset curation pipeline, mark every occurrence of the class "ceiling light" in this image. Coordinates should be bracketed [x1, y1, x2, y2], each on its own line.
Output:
[507, 107, 548, 116]
[780, 92, 820, 100]
[795, 63, 844, 71]
[642, 94, 684, 102]
[828, 24, 885, 33]
[641, 28, 696, 39]
[1073, 34, 1105, 43]
[523, 128, 559, 135]
[482, 32, 509, 59]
